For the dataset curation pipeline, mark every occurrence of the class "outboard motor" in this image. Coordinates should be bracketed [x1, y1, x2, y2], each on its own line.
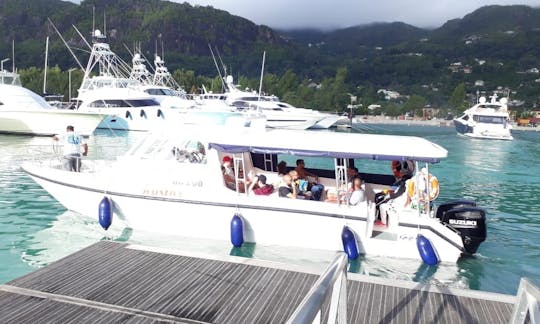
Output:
[435, 200, 476, 219]
[440, 206, 486, 254]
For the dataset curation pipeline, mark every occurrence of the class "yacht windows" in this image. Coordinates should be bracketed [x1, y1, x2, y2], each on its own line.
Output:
[473, 115, 504, 124]
[87, 99, 160, 108]
[125, 99, 160, 107]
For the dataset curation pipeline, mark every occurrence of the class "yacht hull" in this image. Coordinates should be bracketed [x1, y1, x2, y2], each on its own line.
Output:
[0, 110, 104, 136]
[24, 162, 465, 263]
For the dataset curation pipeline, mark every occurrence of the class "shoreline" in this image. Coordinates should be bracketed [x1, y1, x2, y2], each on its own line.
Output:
[354, 116, 539, 132]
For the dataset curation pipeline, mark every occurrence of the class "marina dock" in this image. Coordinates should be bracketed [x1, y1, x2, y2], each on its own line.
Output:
[0, 241, 521, 323]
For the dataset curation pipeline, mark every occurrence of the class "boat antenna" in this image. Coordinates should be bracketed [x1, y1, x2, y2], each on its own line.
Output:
[72, 24, 92, 50]
[215, 45, 227, 77]
[43, 36, 49, 94]
[12, 39, 15, 72]
[208, 43, 226, 91]
[122, 43, 134, 58]
[103, 12, 107, 38]
[258, 51, 266, 101]
[162, 39, 165, 61]
[92, 5, 95, 35]
[48, 18, 84, 70]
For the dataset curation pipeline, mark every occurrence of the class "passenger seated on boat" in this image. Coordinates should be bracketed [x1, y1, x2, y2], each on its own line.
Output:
[288, 170, 312, 200]
[248, 174, 274, 196]
[348, 176, 366, 205]
[374, 160, 414, 224]
[347, 166, 359, 189]
[278, 174, 300, 199]
[277, 160, 288, 176]
[294, 159, 324, 201]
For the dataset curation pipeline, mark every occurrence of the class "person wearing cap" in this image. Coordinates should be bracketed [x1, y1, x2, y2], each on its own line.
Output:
[248, 174, 274, 195]
[222, 155, 236, 190]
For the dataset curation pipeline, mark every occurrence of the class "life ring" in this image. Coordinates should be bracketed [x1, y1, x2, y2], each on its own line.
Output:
[406, 173, 439, 201]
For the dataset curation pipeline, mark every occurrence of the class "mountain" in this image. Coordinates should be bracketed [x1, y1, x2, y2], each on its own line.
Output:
[1, 1, 540, 108]
[0, 0, 299, 76]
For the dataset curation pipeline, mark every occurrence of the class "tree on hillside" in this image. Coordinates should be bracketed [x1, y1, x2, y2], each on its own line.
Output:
[449, 83, 468, 113]
[403, 94, 427, 117]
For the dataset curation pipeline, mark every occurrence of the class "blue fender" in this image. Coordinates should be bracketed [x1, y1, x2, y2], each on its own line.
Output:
[417, 234, 439, 265]
[341, 226, 359, 260]
[98, 197, 113, 230]
[231, 213, 244, 247]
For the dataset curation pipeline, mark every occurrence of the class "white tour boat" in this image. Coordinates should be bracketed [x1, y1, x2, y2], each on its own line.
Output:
[22, 126, 487, 263]
[0, 69, 103, 136]
[453, 94, 513, 140]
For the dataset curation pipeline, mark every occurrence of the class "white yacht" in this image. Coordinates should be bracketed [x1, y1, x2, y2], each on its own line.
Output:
[72, 30, 171, 131]
[453, 94, 513, 140]
[0, 69, 103, 136]
[23, 124, 487, 263]
[224, 76, 346, 130]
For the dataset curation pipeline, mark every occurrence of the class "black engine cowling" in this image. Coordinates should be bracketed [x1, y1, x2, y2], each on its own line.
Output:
[440, 206, 486, 254]
[435, 199, 476, 219]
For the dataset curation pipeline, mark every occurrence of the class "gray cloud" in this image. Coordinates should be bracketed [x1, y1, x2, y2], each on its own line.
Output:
[183, 0, 540, 29]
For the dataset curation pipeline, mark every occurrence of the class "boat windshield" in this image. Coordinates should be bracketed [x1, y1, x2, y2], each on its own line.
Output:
[473, 115, 505, 124]
[88, 99, 159, 108]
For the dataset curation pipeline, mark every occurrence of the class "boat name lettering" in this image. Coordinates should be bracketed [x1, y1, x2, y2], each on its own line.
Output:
[399, 234, 415, 241]
[143, 188, 181, 197]
[449, 219, 477, 226]
[172, 180, 203, 187]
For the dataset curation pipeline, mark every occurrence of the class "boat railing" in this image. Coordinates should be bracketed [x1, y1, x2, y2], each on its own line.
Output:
[286, 252, 348, 324]
[25, 144, 130, 170]
[510, 278, 540, 324]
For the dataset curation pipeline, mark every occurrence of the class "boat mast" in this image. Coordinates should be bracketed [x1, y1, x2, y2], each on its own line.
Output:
[12, 39, 15, 72]
[258, 51, 266, 101]
[43, 36, 49, 95]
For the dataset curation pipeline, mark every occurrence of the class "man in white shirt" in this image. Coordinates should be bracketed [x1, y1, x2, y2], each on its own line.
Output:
[53, 125, 88, 172]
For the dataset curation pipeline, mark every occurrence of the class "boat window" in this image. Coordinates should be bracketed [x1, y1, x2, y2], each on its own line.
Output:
[145, 88, 167, 96]
[88, 100, 107, 108]
[125, 99, 160, 107]
[172, 140, 206, 164]
[473, 115, 505, 124]
[462, 115, 469, 121]
[0, 101, 3, 105]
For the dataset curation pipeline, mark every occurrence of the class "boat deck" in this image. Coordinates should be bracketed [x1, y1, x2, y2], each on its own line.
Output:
[0, 241, 515, 323]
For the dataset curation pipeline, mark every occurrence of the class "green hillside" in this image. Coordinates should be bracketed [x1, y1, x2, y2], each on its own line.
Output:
[1, 1, 540, 115]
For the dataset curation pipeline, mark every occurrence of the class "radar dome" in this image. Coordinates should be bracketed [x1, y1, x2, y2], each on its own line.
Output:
[500, 97, 508, 105]
[479, 97, 486, 104]
[94, 29, 102, 37]
[226, 75, 234, 84]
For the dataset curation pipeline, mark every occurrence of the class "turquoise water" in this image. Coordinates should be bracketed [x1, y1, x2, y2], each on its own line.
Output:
[1, 125, 539, 295]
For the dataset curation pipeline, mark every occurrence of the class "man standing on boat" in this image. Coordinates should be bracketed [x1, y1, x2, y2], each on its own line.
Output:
[53, 125, 88, 172]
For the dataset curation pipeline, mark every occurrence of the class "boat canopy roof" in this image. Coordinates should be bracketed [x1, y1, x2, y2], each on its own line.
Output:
[208, 128, 448, 163]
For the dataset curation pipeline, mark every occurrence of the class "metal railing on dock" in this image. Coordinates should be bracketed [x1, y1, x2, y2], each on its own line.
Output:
[287, 252, 349, 324]
[510, 278, 540, 324]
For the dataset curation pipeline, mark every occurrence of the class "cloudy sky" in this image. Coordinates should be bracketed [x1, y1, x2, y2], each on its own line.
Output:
[181, 0, 540, 29]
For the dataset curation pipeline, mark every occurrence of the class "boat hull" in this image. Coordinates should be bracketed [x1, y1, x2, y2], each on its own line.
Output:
[24, 163, 465, 263]
[0, 110, 104, 136]
[454, 119, 513, 140]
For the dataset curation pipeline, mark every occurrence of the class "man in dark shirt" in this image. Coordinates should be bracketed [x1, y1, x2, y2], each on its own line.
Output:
[278, 174, 298, 199]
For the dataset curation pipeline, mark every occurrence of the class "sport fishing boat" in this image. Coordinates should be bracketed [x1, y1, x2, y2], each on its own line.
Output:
[0, 69, 103, 136]
[453, 94, 513, 140]
[22, 125, 487, 263]
[71, 30, 171, 131]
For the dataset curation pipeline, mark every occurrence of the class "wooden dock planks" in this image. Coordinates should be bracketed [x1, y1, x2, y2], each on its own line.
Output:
[0, 241, 515, 323]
